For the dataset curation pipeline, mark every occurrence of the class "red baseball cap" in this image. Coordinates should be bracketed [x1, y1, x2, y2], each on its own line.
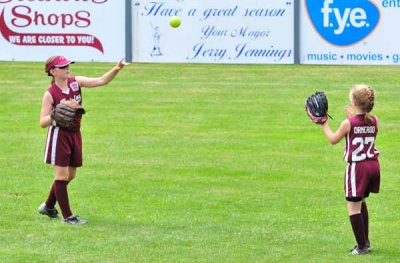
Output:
[45, 56, 75, 75]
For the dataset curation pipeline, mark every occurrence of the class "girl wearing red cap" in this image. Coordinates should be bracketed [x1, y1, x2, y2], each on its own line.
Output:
[38, 55, 128, 224]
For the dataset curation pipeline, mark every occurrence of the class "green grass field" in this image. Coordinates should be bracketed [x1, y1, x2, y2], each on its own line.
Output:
[0, 62, 399, 262]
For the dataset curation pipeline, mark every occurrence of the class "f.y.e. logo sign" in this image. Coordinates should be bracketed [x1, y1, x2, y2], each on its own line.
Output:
[305, 0, 380, 46]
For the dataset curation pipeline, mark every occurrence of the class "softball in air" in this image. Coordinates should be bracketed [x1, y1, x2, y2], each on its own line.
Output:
[169, 16, 181, 28]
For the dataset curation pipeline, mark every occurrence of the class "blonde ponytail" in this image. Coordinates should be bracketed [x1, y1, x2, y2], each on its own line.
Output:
[350, 84, 375, 124]
[364, 113, 373, 125]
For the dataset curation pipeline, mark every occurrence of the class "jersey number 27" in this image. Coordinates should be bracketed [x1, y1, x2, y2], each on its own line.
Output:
[352, 137, 375, 161]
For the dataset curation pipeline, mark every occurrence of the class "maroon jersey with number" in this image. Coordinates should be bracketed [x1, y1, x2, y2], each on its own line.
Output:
[344, 114, 379, 163]
[48, 77, 83, 130]
[43, 77, 83, 167]
[343, 114, 380, 199]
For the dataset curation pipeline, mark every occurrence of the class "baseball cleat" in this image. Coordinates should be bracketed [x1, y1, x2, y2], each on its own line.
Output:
[38, 202, 59, 218]
[62, 215, 88, 225]
[351, 241, 371, 253]
[350, 246, 369, 255]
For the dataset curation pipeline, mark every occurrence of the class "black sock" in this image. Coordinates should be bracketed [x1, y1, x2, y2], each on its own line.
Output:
[349, 213, 367, 249]
[54, 180, 72, 219]
[361, 202, 369, 244]
[45, 182, 56, 209]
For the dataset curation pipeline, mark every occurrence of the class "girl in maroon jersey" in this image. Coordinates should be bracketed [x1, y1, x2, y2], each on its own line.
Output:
[38, 55, 128, 224]
[320, 84, 379, 255]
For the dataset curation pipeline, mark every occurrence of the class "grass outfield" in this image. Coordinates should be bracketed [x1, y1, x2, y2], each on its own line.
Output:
[0, 62, 399, 262]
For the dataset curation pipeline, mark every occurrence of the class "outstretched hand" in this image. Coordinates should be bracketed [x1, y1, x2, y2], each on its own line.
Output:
[115, 59, 129, 70]
[345, 105, 354, 119]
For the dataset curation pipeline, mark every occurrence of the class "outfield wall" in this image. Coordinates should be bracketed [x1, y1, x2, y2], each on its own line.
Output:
[300, 0, 400, 65]
[0, 0, 399, 65]
[130, 0, 294, 64]
[0, 0, 125, 62]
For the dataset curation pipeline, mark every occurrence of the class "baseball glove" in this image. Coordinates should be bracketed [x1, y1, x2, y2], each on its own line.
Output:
[305, 91, 332, 124]
[51, 100, 85, 130]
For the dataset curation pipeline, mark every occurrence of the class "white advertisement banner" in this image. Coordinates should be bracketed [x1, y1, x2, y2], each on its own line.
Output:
[300, 0, 400, 65]
[132, 0, 294, 64]
[0, 0, 125, 62]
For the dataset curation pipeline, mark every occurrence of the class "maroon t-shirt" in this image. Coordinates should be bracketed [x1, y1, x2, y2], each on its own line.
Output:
[344, 114, 379, 162]
[48, 77, 83, 131]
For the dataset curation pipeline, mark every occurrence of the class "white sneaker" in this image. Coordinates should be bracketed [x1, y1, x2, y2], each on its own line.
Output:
[350, 246, 369, 255]
[38, 203, 59, 218]
[62, 215, 88, 225]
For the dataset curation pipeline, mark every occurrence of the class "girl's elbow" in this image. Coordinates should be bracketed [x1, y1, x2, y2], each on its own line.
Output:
[39, 118, 49, 128]
[328, 138, 340, 145]
[95, 79, 108, 87]
[325, 136, 338, 145]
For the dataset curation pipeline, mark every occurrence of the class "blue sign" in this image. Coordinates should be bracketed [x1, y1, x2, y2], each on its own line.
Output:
[305, 0, 380, 46]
